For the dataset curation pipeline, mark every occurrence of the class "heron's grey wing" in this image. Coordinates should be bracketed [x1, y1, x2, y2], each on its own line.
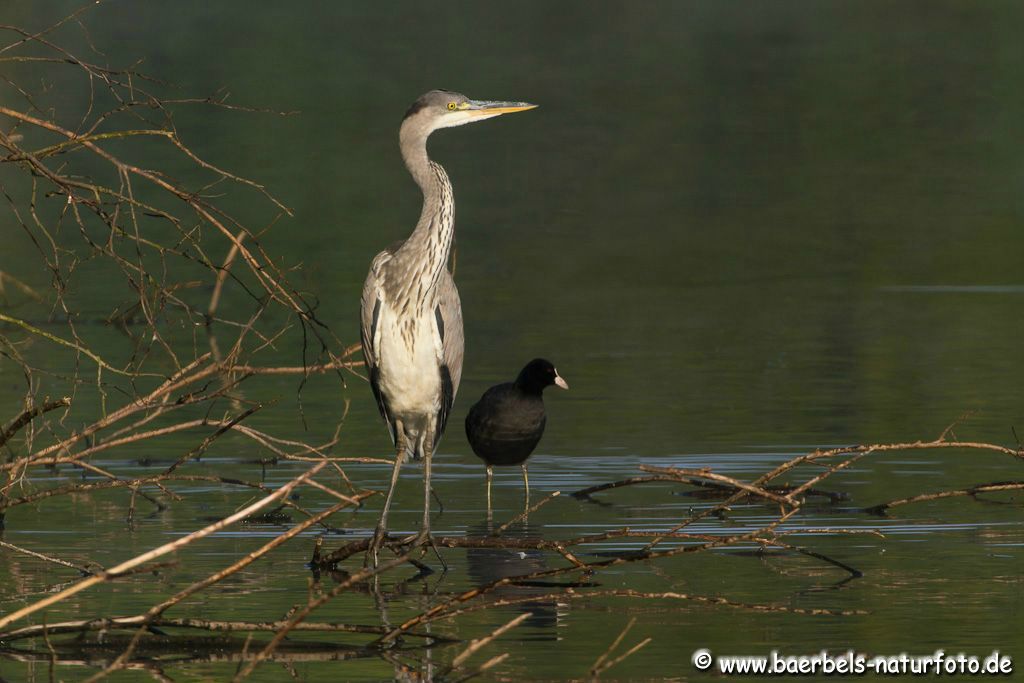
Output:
[434, 269, 464, 437]
[360, 249, 396, 443]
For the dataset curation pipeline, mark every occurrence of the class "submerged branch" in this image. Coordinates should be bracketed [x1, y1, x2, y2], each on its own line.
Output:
[864, 481, 1024, 515]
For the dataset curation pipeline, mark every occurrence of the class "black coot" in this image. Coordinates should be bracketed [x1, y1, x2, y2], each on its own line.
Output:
[465, 358, 568, 510]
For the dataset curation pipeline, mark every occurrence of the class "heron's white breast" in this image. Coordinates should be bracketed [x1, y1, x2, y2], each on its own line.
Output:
[373, 302, 442, 421]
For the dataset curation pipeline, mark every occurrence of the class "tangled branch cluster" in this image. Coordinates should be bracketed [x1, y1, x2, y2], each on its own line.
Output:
[0, 8, 361, 518]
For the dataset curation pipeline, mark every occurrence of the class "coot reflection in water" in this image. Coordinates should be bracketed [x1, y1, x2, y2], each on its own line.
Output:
[464, 520, 570, 636]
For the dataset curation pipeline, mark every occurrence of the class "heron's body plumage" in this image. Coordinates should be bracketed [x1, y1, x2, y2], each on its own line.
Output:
[360, 159, 462, 461]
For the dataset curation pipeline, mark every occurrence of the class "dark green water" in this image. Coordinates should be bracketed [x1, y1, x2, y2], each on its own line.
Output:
[2, 2, 1023, 680]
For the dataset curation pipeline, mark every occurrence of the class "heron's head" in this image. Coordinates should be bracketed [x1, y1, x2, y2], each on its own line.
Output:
[516, 358, 569, 394]
[403, 90, 536, 134]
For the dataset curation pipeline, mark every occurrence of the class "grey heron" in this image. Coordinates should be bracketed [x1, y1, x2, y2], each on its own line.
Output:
[360, 90, 536, 563]
[465, 358, 568, 513]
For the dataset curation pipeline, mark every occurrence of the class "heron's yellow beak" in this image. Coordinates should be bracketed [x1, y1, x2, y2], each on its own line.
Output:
[465, 100, 538, 117]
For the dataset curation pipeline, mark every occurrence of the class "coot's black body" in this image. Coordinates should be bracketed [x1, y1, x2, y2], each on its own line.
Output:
[465, 388, 546, 467]
[465, 359, 568, 509]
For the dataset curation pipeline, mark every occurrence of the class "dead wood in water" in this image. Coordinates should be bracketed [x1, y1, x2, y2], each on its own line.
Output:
[4, 427, 1017, 677]
[864, 480, 1024, 515]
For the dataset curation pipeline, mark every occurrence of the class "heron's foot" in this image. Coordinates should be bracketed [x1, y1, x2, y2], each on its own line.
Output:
[397, 529, 448, 572]
[398, 528, 431, 548]
[421, 531, 449, 572]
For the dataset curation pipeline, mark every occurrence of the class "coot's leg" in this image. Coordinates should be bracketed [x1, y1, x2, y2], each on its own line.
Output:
[522, 463, 530, 508]
[486, 465, 494, 519]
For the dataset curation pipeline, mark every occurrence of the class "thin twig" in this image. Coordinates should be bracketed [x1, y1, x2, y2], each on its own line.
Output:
[0, 540, 92, 576]
[450, 612, 531, 669]
[494, 491, 561, 535]
[448, 653, 510, 683]
[0, 397, 70, 448]
[590, 617, 636, 675]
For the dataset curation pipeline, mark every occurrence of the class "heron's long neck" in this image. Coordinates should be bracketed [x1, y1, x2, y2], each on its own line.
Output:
[394, 125, 454, 306]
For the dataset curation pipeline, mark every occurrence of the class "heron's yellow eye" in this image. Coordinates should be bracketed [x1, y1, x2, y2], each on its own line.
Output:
[447, 102, 457, 111]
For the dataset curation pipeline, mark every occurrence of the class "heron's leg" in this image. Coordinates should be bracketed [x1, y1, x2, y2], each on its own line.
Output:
[522, 463, 530, 509]
[485, 465, 493, 520]
[421, 443, 433, 537]
[413, 430, 447, 570]
[368, 424, 405, 568]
